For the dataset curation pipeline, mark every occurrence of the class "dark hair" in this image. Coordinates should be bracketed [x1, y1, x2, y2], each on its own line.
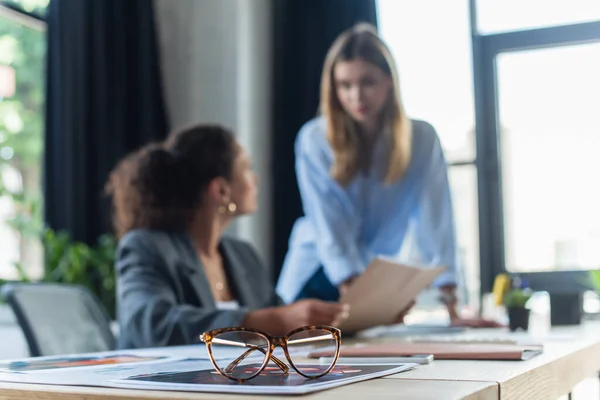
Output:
[105, 124, 238, 238]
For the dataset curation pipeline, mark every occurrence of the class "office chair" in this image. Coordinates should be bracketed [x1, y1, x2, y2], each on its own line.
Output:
[0, 282, 116, 356]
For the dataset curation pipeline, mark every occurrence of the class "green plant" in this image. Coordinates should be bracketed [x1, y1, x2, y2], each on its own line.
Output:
[43, 228, 117, 318]
[1, 227, 118, 319]
[588, 270, 600, 294]
[0, 5, 118, 319]
[503, 288, 532, 308]
[0, 4, 47, 298]
[494, 273, 533, 308]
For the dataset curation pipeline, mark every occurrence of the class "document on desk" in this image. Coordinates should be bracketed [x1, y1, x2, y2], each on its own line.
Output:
[110, 363, 417, 395]
[0, 347, 418, 395]
[338, 258, 446, 333]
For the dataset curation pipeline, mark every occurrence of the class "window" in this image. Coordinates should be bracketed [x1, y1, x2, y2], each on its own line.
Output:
[497, 43, 600, 272]
[378, 0, 480, 311]
[0, 0, 46, 280]
[476, 0, 600, 34]
[378, 0, 475, 163]
[474, 0, 600, 295]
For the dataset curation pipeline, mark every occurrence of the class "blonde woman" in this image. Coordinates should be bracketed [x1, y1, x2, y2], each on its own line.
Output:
[276, 23, 499, 327]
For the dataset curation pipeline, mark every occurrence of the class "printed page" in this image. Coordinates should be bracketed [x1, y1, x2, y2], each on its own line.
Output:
[109, 363, 417, 395]
[0, 349, 417, 395]
[0, 350, 178, 374]
[338, 258, 446, 333]
[0, 345, 337, 389]
[0, 357, 212, 386]
[0, 343, 256, 375]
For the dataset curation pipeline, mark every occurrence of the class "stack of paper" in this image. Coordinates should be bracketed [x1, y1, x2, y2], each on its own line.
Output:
[0, 346, 417, 395]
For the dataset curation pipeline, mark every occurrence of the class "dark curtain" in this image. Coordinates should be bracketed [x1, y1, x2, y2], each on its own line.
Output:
[271, 0, 378, 281]
[44, 0, 169, 244]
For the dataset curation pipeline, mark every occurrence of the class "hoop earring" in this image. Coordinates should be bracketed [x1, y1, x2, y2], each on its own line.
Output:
[218, 202, 237, 215]
[227, 202, 237, 213]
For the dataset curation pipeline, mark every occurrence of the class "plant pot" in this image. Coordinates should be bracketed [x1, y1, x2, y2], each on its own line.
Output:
[507, 306, 530, 332]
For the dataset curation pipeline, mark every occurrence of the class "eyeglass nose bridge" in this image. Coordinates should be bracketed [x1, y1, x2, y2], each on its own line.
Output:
[202, 326, 341, 382]
[220, 338, 291, 375]
[269, 337, 293, 371]
[271, 336, 288, 347]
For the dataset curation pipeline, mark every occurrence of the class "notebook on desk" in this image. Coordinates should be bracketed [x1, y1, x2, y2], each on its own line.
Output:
[358, 324, 467, 339]
[308, 342, 544, 361]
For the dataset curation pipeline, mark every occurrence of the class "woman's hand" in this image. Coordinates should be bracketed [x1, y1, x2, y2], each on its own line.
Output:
[393, 300, 416, 324]
[244, 300, 350, 336]
[450, 317, 504, 328]
[285, 299, 351, 328]
[338, 276, 358, 297]
[439, 286, 504, 328]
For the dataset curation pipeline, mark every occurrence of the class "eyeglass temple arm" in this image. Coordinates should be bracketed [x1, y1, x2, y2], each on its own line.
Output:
[211, 339, 289, 373]
[286, 333, 334, 345]
[214, 333, 336, 373]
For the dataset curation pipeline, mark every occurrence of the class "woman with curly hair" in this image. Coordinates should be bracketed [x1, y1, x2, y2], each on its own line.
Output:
[106, 124, 348, 349]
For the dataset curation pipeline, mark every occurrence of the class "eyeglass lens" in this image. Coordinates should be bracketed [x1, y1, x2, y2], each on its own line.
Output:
[287, 328, 338, 377]
[210, 331, 270, 380]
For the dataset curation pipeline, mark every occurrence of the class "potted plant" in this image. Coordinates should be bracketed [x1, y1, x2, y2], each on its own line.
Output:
[0, 227, 117, 319]
[40, 228, 118, 319]
[588, 270, 600, 295]
[494, 274, 533, 332]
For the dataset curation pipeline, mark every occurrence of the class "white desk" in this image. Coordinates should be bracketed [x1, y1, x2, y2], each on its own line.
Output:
[2, 323, 600, 399]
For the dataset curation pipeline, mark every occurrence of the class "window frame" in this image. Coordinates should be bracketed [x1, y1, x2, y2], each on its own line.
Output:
[0, 1, 46, 280]
[470, 0, 600, 294]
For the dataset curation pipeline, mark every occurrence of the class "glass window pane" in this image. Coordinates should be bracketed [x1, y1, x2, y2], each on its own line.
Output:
[477, 0, 600, 35]
[497, 42, 600, 272]
[0, 14, 45, 280]
[395, 164, 480, 314]
[448, 165, 480, 310]
[379, 0, 479, 312]
[378, 0, 475, 163]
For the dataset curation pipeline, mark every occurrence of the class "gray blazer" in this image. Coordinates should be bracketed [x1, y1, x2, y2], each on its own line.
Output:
[115, 229, 282, 349]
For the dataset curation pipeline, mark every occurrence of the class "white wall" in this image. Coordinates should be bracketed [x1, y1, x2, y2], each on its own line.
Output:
[154, 0, 273, 270]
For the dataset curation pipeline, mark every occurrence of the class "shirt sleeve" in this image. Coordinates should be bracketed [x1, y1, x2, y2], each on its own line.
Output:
[294, 126, 367, 286]
[412, 126, 459, 288]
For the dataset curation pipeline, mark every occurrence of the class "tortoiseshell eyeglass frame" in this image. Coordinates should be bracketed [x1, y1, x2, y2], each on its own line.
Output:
[199, 325, 341, 382]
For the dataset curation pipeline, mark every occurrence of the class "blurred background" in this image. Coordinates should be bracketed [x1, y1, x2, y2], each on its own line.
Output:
[0, 3, 598, 388]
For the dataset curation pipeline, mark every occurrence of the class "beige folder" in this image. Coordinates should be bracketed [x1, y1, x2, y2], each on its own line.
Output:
[337, 258, 446, 333]
[309, 342, 543, 361]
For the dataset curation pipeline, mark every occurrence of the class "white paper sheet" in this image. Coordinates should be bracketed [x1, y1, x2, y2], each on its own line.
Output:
[0, 357, 213, 385]
[338, 259, 447, 333]
[0, 343, 248, 375]
[0, 345, 418, 395]
[0, 351, 177, 374]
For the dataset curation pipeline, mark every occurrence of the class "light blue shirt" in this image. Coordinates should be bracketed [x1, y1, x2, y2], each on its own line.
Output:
[276, 116, 458, 303]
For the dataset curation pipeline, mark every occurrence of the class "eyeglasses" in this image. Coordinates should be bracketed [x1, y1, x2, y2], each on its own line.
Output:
[200, 325, 341, 381]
